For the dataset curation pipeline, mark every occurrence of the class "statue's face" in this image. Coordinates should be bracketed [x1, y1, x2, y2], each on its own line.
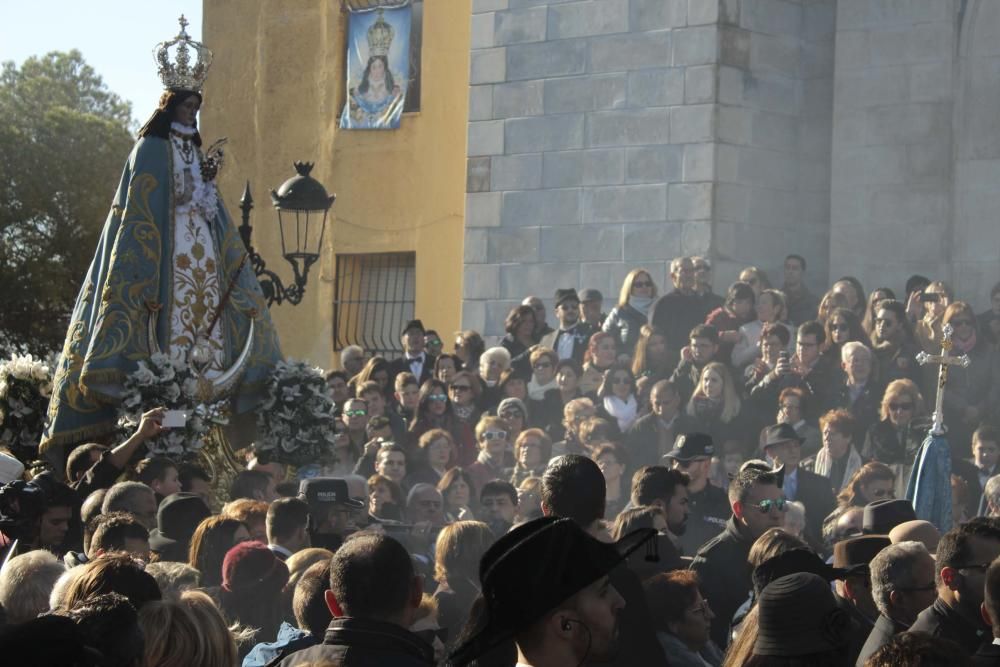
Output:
[173, 95, 200, 126]
[370, 57, 386, 83]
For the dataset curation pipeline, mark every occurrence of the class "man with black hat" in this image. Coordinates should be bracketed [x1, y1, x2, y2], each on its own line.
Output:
[832, 534, 892, 663]
[388, 319, 436, 387]
[762, 422, 835, 547]
[448, 517, 654, 667]
[298, 478, 366, 552]
[579, 288, 605, 328]
[540, 289, 595, 365]
[690, 461, 786, 648]
[541, 455, 668, 666]
[664, 433, 730, 556]
[148, 492, 211, 563]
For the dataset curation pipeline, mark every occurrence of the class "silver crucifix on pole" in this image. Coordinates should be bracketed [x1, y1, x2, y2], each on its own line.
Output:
[915, 323, 971, 436]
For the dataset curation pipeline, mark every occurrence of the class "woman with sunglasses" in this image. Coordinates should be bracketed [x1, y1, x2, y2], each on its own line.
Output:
[447, 370, 481, 466]
[820, 307, 869, 370]
[861, 286, 897, 339]
[500, 304, 538, 362]
[526, 347, 562, 432]
[603, 268, 658, 358]
[465, 415, 511, 494]
[862, 380, 929, 497]
[408, 379, 464, 462]
[596, 362, 640, 432]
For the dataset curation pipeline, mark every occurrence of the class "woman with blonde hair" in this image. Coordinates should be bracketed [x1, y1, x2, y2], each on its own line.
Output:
[138, 599, 206, 667]
[686, 362, 745, 450]
[180, 590, 240, 667]
[603, 267, 658, 357]
[432, 521, 494, 642]
[863, 379, 929, 497]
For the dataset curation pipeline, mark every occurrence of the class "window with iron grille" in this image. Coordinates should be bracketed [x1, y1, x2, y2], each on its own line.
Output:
[333, 252, 415, 358]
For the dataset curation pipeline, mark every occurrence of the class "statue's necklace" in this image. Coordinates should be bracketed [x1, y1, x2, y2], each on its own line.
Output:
[170, 130, 196, 166]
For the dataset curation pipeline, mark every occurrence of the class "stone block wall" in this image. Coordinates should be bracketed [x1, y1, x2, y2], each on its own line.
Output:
[829, 1, 958, 296]
[464, 0, 718, 337]
[713, 0, 835, 290]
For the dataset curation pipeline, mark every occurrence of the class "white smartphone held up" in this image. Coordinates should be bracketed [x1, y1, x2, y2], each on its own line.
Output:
[161, 410, 188, 429]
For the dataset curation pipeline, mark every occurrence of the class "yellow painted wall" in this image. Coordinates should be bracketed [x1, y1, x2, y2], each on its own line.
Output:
[202, 0, 470, 368]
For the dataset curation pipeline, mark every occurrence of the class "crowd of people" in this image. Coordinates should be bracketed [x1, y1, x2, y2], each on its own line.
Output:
[5, 253, 1000, 666]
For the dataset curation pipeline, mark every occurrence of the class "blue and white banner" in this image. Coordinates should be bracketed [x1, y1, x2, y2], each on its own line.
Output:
[340, 4, 411, 130]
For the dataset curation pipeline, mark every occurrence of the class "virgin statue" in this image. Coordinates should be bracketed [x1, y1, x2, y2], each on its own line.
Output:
[343, 9, 405, 129]
[42, 17, 282, 456]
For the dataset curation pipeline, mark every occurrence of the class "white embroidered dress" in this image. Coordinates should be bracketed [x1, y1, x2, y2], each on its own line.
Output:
[168, 122, 225, 378]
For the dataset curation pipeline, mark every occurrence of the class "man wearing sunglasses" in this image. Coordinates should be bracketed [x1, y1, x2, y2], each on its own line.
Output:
[690, 461, 786, 648]
[909, 517, 1000, 656]
[540, 288, 595, 365]
[858, 540, 937, 665]
[870, 300, 920, 386]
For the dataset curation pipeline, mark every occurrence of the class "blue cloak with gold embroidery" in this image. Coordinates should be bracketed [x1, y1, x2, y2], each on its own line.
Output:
[41, 135, 282, 452]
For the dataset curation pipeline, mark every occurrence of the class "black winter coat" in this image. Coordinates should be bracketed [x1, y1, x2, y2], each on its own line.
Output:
[276, 618, 435, 667]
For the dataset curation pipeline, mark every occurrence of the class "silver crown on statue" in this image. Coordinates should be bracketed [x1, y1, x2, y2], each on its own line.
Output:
[154, 15, 213, 92]
[367, 9, 395, 58]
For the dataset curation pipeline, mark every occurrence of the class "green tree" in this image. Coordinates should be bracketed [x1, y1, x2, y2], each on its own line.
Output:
[0, 50, 134, 357]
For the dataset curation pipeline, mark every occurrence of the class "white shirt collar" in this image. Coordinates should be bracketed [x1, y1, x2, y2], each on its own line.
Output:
[268, 543, 293, 559]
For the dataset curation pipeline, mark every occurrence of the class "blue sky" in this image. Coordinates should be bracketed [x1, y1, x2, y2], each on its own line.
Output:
[1, 1, 203, 121]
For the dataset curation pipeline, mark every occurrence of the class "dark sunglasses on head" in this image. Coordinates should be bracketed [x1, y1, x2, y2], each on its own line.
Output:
[633, 280, 652, 288]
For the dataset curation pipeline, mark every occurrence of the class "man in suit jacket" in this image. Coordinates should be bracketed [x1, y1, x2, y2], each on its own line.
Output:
[856, 541, 937, 666]
[975, 556, 1000, 666]
[266, 497, 311, 562]
[539, 289, 595, 366]
[388, 319, 437, 387]
[762, 423, 835, 548]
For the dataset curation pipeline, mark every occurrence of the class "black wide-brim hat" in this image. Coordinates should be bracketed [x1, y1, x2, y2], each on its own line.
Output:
[448, 517, 655, 666]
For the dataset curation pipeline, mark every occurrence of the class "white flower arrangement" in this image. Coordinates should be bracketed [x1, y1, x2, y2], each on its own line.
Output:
[0, 354, 53, 456]
[255, 359, 338, 467]
[117, 353, 227, 459]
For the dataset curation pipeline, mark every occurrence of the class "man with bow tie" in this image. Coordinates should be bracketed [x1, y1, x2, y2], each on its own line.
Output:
[540, 289, 596, 366]
[389, 319, 437, 387]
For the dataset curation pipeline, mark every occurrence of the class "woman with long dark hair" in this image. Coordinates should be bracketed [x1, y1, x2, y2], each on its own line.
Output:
[409, 379, 470, 463]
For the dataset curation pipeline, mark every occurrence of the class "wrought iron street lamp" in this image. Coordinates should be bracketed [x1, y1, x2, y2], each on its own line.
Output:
[238, 162, 336, 306]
